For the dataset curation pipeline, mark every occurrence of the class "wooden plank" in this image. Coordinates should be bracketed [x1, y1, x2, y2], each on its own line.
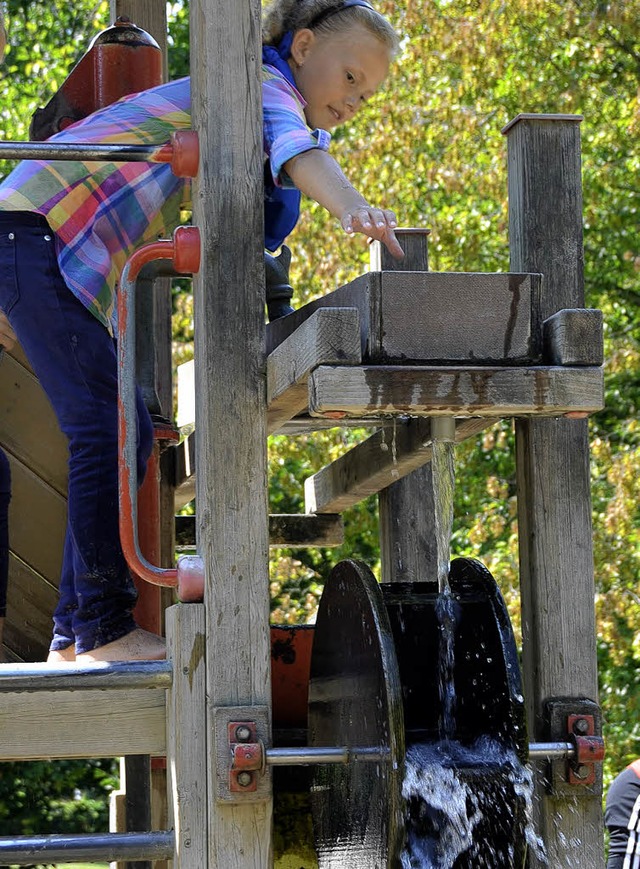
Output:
[543, 308, 603, 365]
[376, 270, 541, 363]
[505, 114, 604, 866]
[305, 418, 493, 514]
[0, 352, 68, 495]
[267, 513, 343, 547]
[0, 687, 167, 759]
[4, 555, 58, 662]
[266, 274, 374, 356]
[308, 365, 604, 418]
[8, 455, 65, 581]
[266, 271, 542, 364]
[191, 0, 273, 863]
[166, 604, 208, 868]
[176, 513, 343, 549]
[267, 307, 361, 434]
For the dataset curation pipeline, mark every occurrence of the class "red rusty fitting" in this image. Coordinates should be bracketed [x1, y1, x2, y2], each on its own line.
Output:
[231, 741, 264, 773]
[572, 734, 605, 764]
[155, 131, 199, 178]
[170, 130, 199, 178]
[173, 226, 201, 274]
[92, 18, 163, 109]
[176, 555, 204, 602]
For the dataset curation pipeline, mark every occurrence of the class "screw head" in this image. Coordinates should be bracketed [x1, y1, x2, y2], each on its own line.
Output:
[573, 718, 590, 735]
[236, 771, 253, 788]
[235, 725, 252, 742]
[574, 764, 590, 780]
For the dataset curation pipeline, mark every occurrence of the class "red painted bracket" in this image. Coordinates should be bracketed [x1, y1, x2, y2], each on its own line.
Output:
[567, 714, 605, 786]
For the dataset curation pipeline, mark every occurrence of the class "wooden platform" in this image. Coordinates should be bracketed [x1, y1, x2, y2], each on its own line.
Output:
[1, 269, 604, 663]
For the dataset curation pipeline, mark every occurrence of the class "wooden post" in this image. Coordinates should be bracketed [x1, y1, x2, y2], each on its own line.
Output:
[166, 605, 208, 868]
[504, 114, 604, 866]
[371, 230, 438, 584]
[190, 0, 272, 866]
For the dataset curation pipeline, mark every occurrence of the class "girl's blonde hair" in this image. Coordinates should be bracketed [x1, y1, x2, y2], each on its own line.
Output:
[262, 0, 400, 58]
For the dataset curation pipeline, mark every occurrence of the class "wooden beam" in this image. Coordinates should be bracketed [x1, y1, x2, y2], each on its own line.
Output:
[175, 513, 343, 549]
[191, 0, 272, 864]
[505, 113, 604, 866]
[543, 308, 604, 365]
[266, 271, 543, 364]
[166, 604, 208, 868]
[308, 365, 604, 418]
[267, 307, 361, 434]
[0, 687, 166, 760]
[305, 418, 493, 514]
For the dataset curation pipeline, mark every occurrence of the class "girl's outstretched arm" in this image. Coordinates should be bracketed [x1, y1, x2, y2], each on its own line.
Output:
[284, 148, 404, 260]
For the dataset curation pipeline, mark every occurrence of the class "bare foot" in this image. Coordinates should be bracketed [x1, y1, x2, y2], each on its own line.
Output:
[76, 628, 165, 663]
[47, 646, 76, 663]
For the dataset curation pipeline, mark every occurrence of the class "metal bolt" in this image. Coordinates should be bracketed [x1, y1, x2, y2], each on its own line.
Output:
[573, 718, 590, 735]
[236, 771, 253, 788]
[235, 725, 252, 742]
[573, 764, 590, 780]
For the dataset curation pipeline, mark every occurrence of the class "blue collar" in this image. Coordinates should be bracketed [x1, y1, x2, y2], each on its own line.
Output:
[262, 32, 295, 86]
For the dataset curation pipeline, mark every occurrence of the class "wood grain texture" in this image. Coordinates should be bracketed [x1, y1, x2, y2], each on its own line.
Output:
[0, 687, 167, 759]
[506, 114, 604, 867]
[266, 271, 542, 365]
[3, 555, 57, 661]
[543, 308, 604, 365]
[267, 307, 361, 434]
[190, 0, 273, 862]
[308, 365, 604, 418]
[305, 418, 493, 514]
[166, 605, 208, 868]
[0, 351, 68, 494]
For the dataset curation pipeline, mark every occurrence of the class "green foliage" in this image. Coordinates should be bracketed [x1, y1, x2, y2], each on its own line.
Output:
[0, 758, 118, 841]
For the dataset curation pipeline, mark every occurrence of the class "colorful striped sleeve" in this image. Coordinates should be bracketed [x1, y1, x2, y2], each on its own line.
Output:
[262, 66, 331, 188]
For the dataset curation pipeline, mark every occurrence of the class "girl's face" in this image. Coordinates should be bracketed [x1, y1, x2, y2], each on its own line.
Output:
[289, 23, 391, 131]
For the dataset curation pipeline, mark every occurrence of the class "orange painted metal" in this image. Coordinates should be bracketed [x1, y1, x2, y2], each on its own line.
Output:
[270, 625, 315, 730]
[30, 18, 163, 141]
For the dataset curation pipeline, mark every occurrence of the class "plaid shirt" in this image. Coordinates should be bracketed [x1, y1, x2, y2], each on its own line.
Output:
[0, 71, 330, 333]
[0, 77, 192, 333]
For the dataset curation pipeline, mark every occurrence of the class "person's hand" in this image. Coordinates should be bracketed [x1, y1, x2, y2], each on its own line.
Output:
[341, 206, 405, 261]
[0, 311, 16, 350]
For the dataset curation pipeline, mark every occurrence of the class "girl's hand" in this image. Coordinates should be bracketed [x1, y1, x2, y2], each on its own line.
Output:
[0, 311, 16, 350]
[341, 206, 405, 261]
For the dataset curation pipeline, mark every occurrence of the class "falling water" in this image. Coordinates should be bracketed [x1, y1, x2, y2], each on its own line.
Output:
[400, 738, 546, 867]
[430, 417, 459, 740]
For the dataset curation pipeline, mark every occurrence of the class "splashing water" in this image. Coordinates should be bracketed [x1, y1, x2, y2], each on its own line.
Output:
[400, 738, 546, 868]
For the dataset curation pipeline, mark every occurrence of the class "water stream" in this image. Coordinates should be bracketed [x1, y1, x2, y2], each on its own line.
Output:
[396, 418, 545, 867]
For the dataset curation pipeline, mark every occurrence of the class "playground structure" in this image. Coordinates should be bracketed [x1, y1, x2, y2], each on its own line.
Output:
[0, 1, 608, 866]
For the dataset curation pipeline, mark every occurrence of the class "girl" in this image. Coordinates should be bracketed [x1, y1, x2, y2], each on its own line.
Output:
[0, 0, 402, 662]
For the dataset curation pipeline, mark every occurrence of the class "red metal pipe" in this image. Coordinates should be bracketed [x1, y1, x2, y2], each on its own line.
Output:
[117, 227, 204, 601]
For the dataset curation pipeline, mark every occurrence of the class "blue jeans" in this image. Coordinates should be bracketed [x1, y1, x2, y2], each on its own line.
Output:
[0, 212, 153, 654]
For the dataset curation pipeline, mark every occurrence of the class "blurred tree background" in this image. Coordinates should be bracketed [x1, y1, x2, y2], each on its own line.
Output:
[0, 0, 637, 835]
